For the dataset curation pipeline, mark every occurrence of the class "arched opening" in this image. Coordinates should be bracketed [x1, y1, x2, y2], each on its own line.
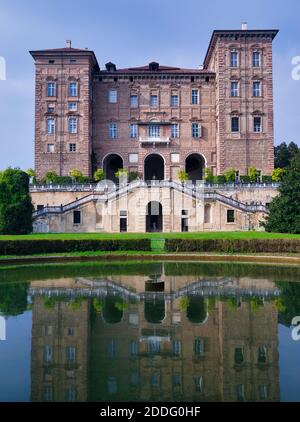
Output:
[144, 297, 165, 324]
[102, 296, 123, 324]
[146, 201, 163, 232]
[185, 153, 205, 182]
[103, 154, 123, 183]
[144, 154, 164, 181]
[186, 296, 207, 324]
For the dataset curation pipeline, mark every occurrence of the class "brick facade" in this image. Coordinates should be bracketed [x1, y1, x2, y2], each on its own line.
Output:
[30, 27, 278, 180]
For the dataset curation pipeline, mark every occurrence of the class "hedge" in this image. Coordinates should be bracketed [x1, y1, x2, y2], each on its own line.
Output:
[165, 238, 300, 253]
[0, 238, 151, 255]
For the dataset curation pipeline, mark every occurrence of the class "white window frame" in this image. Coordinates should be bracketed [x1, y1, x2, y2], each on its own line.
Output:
[231, 81, 239, 97]
[171, 123, 179, 138]
[47, 82, 56, 97]
[69, 81, 77, 97]
[148, 124, 160, 138]
[253, 51, 261, 67]
[230, 50, 238, 67]
[108, 89, 117, 103]
[170, 94, 179, 107]
[109, 122, 118, 139]
[253, 116, 262, 133]
[68, 117, 78, 134]
[130, 94, 138, 108]
[130, 123, 138, 139]
[46, 117, 55, 134]
[191, 89, 199, 105]
[253, 81, 261, 97]
[150, 94, 158, 107]
[192, 122, 201, 138]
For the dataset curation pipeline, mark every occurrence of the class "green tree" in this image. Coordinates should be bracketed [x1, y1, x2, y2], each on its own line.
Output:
[0, 282, 29, 316]
[204, 167, 214, 183]
[265, 153, 300, 233]
[223, 168, 236, 183]
[0, 168, 33, 234]
[26, 168, 37, 183]
[274, 142, 299, 168]
[272, 168, 285, 182]
[248, 166, 258, 182]
[93, 168, 104, 182]
[43, 171, 59, 184]
[69, 169, 84, 182]
[177, 170, 189, 182]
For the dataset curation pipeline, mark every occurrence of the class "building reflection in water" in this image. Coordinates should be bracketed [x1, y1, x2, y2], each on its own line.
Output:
[30, 266, 280, 402]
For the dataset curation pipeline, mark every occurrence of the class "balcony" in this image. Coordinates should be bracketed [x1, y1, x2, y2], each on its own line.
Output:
[139, 136, 170, 145]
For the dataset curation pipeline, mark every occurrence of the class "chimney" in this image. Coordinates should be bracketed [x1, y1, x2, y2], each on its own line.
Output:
[66, 40, 72, 48]
[241, 22, 248, 30]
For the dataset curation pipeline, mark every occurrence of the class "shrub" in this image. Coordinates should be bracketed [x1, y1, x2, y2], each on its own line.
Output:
[94, 168, 104, 182]
[262, 175, 273, 183]
[178, 170, 189, 182]
[223, 168, 236, 183]
[215, 175, 226, 184]
[240, 175, 251, 183]
[248, 167, 259, 182]
[204, 167, 214, 183]
[272, 168, 284, 182]
[165, 238, 300, 253]
[0, 238, 151, 255]
[128, 171, 142, 182]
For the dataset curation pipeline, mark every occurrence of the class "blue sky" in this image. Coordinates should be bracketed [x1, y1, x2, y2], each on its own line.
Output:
[0, 0, 299, 170]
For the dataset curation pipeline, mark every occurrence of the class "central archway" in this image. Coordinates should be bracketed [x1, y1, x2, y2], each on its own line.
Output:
[146, 201, 163, 232]
[144, 154, 164, 181]
[103, 154, 123, 183]
[185, 153, 205, 182]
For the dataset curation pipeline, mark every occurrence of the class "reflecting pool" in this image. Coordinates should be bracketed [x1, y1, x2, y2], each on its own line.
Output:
[0, 261, 300, 402]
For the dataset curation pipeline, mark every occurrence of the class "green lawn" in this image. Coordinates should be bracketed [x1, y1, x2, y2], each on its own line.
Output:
[0, 231, 300, 241]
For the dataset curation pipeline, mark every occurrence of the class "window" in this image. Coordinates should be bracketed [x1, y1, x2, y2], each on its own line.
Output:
[234, 347, 244, 364]
[172, 339, 181, 356]
[108, 89, 117, 103]
[253, 51, 261, 67]
[148, 124, 160, 138]
[67, 327, 74, 336]
[253, 116, 262, 132]
[230, 50, 238, 67]
[46, 117, 55, 134]
[171, 94, 179, 107]
[68, 117, 77, 134]
[148, 340, 160, 354]
[130, 340, 138, 356]
[65, 387, 77, 402]
[130, 372, 139, 386]
[231, 116, 239, 132]
[107, 377, 117, 395]
[173, 373, 181, 386]
[44, 326, 53, 336]
[66, 346, 76, 364]
[73, 210, 81, 224]
[43, 346, 53, 363]
[171, 123, 179, 138]
[70, 59, 77, 64]
[107, 339, 117, 358]
[253, 81, 261, 97]
[151, 372, 160, 388]
[192, 122, 201, 138]
[47, 144, 54, 153]
[150, 94, 158, 107]
[43, 386, 53, 401]
[236, 384, 245, 402]
[231, 81, 238, 97]
[109, 122, 118, 139]
[204, 204, 211, 223]
[258, 346, 267, 363]
[130, 123, 138, 139]
[191, 89, 199, 104]
[47, 82, 55, 97]
[194, 376, 204, 393]
[69, 81, 77, 97]
[130, 94, 138, 108]
[68, 102, 77, 111]
[259, 384, 267, 400]
[227, 209, 235, 223]
[69, 143, 76, 152]
[194, 338, 204, 356]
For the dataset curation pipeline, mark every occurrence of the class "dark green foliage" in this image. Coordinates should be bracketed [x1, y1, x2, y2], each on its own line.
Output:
[239, 175, 251, 183]
[275, 281, 300, 326]
[265, 154, 300, 233]
[186, 296, 207, 323]
[165, 238, 300, 253]
[0, 282, 29, 316]
[0, 168, 33, 234]
[215, 175, 226, 184]
[0, 238, 151, 255]
[274, 142, 299, 168]
[262, 175, 273, 183]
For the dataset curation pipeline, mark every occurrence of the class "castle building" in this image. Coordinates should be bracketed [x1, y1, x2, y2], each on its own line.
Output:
[30, 26, 280, 233]
[30, 26, 278, 181]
